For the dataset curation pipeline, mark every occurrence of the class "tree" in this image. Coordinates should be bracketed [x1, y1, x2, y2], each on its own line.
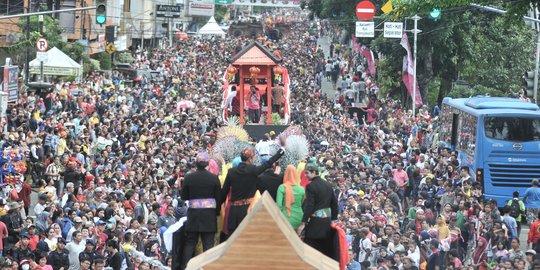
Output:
[307, 0, 535, 105]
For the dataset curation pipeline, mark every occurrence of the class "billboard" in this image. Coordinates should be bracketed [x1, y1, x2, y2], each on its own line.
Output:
[188, 0, 215, 16]
[156, 4, 183, 18]
[2, 66, 18, 102]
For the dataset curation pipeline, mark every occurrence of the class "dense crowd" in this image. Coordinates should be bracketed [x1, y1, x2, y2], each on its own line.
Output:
[0, 12, 539, 270]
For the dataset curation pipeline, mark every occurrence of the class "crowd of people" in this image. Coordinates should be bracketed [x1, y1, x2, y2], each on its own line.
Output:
[0, 10, 539, 270]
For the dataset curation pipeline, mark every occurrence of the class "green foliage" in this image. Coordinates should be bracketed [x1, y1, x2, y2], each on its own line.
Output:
[307, 0, 536, 105]
[214, 5, 228, 23]
[391, 0, 540, 21]
[84, 59, 101, 74]
[115, 52, 135, 63]
[271, 113, 283, 125]
[92, 52, 112, 70]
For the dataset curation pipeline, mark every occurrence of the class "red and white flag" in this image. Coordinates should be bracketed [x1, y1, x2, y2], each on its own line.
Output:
[360, 45, 376, 77]
[400, 33, 422, 107]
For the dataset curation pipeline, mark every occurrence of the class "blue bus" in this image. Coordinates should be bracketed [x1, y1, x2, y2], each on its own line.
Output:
[439, 97, 540, 206]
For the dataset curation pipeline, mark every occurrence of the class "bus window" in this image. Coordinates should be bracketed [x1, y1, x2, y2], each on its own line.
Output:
[451, 113, 459, 147]
[484, 117, 540, 142]
[439, 104, 453, 144]
[458, 112, 477, 155]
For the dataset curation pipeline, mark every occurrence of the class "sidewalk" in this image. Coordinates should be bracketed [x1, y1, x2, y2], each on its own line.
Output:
[317, 36, 340, 101]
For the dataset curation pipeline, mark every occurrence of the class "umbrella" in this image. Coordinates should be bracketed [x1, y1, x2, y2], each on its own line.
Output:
[177, 100, 196, 109]
[176, 31, 188, 40]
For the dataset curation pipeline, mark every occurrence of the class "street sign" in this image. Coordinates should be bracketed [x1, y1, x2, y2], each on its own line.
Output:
[36, 37, 48, 52]
[215, 0, 232, 4]
[384, 22, 403, 38]
[355, 21, 375, 38]
[356, 1, 376, 21]
[105, 43, 116, 54]
[36, 51, 48, 62]
[106, 43, 116, 54]
[156, 4, 183, 18]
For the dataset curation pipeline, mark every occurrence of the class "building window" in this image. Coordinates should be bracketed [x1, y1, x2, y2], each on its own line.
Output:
[0, 0, 25, 15]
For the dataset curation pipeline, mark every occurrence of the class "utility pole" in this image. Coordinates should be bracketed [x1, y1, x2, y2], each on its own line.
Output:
[38, 15, 44, 83]
[24, 0, 32, 84]
[411, 15, 421, 116]
[169, 0, 174, 48]
[141, 21, 145, 51]
[81, 0, 86, 40]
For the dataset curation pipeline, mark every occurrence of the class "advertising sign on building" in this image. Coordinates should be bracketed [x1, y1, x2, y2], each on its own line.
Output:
[2, 66, 19, 102]
[188, 0, 215, 16]
[156, 4, 183, 18]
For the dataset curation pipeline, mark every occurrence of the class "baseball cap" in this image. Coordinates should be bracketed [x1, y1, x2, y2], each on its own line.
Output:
[96, 220, 106, 226]
[526, 249, 537, 255]
[74, 216, 83, 223]
[57, 237, 67, 244]
[305, 163, 319, 172]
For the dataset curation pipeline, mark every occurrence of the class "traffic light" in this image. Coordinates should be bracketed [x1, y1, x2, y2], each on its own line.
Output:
[429, 8, 441, 20]
[105, 26, 116, 42]
[524, 71, 536, 98]
[96, 0, 106, 25]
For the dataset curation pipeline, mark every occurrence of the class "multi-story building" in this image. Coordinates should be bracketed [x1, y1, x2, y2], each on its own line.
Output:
[0, 0, 197, 56]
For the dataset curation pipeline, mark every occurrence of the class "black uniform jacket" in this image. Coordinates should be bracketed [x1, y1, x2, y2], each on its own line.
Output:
[181, 169, 222, 232]
[302, 176, 338, 239]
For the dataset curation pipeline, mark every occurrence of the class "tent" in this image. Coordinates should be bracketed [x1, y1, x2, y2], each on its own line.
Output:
[197, 16, 226, 38]
[29, 47, 82, 76]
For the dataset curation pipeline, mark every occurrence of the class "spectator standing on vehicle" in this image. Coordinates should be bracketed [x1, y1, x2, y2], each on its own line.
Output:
[523, 179, 540, 223]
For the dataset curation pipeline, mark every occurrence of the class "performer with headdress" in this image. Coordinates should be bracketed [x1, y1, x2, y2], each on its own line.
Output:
[221, 147, 284, 238]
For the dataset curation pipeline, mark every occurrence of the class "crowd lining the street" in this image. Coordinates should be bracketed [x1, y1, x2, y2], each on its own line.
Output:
[0, 12, 539, 270]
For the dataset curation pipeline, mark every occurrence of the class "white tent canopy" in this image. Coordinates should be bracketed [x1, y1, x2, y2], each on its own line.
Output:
[197, 16, 226, 38]
[29, 47, 82, 76]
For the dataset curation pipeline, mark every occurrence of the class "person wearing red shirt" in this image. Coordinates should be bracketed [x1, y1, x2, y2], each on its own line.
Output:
[0, 220, 7, 256]
[392, 162, 409, 200]
[27, 224, 39, 251]
[528, 212, 540, 249]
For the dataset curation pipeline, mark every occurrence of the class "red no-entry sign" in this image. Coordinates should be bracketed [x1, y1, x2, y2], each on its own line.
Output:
[356, 1, 376, 21]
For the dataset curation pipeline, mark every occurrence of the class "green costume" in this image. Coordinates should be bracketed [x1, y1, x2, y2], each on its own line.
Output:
[276, 184, 305, 229]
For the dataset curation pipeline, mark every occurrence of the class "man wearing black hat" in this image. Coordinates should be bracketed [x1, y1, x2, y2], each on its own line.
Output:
[180, 152, 222, 268]
[79, 239, 97, 265]
[296, 163, 338, 258]
[47, 238, 69, 270]
[221, 147, 284, 237]
[12, 233, 33, 262]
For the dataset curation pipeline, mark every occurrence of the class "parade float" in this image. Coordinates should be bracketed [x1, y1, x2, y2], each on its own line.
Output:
[221, 40, 291, 140]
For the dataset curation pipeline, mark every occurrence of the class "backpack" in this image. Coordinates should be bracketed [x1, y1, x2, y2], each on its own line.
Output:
[60, 218, 73, 239]
[509, 200, 523, 219]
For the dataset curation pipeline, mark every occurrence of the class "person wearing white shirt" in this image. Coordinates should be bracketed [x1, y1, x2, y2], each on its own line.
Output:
[66, 231, 86, 270]
[62, 182, 75, 208]
[406, 242, 421, 267]
[357, 228, 372, 263]
[33, 193, 48, 216]
[66, 216, 83, 242]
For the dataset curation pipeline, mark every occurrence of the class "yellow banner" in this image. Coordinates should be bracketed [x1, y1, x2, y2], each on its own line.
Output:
[381, 0, 393, 14]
